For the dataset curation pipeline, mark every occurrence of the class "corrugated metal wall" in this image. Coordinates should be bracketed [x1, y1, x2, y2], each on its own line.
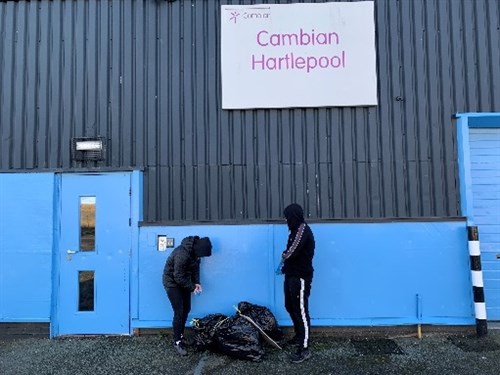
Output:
[1, 0, 499, 222]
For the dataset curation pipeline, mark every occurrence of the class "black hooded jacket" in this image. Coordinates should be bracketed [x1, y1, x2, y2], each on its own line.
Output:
[162, 236, 201, 292]
[281, 204, 315, 281]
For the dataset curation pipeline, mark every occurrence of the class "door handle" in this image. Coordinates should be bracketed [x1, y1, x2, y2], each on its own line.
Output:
[67, 249, 78, 255]
[496, 254, 500, 259]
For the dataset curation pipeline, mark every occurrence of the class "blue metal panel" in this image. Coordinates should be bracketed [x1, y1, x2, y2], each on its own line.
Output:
[301, 222, 473, 325]
[456, 115, 475, 224]
[0, 173, 54, 321]
[134, 220, 474, 328]
[137, 225, 274, 326]
[130, 171, 143, 321]
[455, 113, 500, 320]
[469, 116, 500, 128]
[469, 127, 500, 320]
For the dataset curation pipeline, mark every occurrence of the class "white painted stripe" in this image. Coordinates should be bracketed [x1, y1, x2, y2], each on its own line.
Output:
[299, 278, 309, 349]
[474, 302, 487, 320]
[471, 270, 484, 287]
[468, 241, 481, 256]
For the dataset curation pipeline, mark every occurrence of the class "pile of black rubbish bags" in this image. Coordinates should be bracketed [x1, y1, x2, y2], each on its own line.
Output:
[191, 301, 283, 361]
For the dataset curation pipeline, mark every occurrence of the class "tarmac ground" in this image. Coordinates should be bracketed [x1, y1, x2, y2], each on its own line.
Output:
[1, 324, 500, 375]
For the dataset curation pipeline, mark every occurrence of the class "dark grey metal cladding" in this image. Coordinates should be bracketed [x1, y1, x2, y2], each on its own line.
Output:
[1, 0, 499, 221]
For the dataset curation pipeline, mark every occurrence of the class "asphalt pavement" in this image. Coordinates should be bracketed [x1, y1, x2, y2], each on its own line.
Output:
[1, 325, 500, 375]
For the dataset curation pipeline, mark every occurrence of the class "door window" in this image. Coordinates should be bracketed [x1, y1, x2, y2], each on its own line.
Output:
[78, 271, 95, 312]
[80, 196, 96, 251]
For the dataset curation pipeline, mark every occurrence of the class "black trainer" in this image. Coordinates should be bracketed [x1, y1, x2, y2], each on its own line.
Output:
[290, 348, 311, 363]
[181, 335, 194, 348]
[173, 340, 188, 356]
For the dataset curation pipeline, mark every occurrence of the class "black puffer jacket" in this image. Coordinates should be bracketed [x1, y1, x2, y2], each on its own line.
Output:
[281, 204, 315, 282]
[162, 236, 200, 292]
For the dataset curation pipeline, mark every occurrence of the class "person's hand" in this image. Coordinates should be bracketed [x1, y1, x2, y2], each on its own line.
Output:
[194, 284, 203, 295]
[276, 258, 284, 275]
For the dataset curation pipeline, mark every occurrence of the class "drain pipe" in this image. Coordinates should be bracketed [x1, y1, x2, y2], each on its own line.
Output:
[467, 226, 488, 336]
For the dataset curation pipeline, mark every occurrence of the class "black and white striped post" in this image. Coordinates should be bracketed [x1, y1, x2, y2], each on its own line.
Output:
[467, 226, 488, 336]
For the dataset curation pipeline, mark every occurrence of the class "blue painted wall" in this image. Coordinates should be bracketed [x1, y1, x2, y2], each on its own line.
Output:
[0, 172, 474, 327]
[135, 221, 474, 328]
[135, 225, 275, 326]
[0, 173, 54, 321]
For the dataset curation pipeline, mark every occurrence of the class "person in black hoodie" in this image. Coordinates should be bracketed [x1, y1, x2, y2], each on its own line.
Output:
[281, 203, 315, 363]
[162, 236, 212, 356]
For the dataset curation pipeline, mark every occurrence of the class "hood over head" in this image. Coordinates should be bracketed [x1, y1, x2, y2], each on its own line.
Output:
[180, 236, 198, 248]
[193, 237, 212, 258]
[284, 203, 305, 230]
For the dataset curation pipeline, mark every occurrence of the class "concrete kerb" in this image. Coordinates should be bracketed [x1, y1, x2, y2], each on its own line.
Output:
[0, 323, 488, 340]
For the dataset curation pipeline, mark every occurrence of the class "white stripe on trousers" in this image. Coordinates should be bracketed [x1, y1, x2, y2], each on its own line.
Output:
[299, 278, 309, 348]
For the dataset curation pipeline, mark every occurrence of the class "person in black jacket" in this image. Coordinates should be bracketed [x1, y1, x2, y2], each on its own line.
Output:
[281, 203, 315, 363]
[162, 236, 212, 356]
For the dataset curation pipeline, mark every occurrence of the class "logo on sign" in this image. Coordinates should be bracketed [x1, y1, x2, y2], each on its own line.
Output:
[226, 7, 271, 24]
[229, 11, 240, 24]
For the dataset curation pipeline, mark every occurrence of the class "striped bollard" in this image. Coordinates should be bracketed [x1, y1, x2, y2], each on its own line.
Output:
[468, 226, 487, 336]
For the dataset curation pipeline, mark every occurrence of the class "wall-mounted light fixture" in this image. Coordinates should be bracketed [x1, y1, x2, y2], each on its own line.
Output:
[75, 139, 103, 151]
[71, 136, 106, 162]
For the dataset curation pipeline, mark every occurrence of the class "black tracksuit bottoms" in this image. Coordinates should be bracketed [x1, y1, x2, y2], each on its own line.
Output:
[284, 275, 312, 349]
[166, 287, 192, 342]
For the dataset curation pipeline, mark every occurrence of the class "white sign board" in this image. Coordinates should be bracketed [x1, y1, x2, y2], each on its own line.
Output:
[221, 2, 378, 109]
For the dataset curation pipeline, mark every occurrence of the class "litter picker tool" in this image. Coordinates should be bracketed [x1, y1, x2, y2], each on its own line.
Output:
[233, 305, 282, 350]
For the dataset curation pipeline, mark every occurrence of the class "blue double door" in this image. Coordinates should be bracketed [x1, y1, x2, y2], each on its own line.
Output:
[56, 173, 131, 336]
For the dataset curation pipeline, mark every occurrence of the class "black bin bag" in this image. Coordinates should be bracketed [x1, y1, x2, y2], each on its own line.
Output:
[213, 315, 264, 361]
[237, 301, 283, 341]
[191, 313, 228, 352]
